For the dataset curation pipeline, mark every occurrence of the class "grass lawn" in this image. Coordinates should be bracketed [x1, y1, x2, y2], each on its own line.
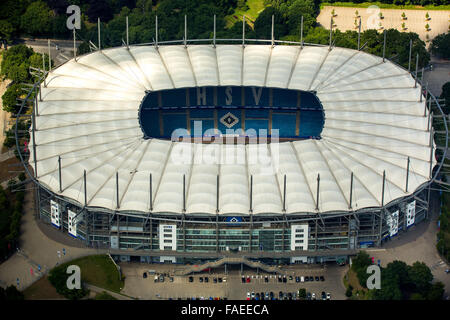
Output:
[23, 276, 65, 300]
[343, 268, 370, 300]
[57, 254, 124, 293]
[95, 291, 118, 300]
[321, 2, 450, 10]
[225, 0, 268, 29]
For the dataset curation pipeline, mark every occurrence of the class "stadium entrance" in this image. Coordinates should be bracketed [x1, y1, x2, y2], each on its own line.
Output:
[138, 86, 324, 142]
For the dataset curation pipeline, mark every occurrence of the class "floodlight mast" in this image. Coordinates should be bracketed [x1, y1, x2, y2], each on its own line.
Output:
[282, 175, 287, 212]
[126, 16, 129, 48]
[414, 53, 419, 88]
[349, 172, 354, 209]
[271, 15, 274, 47]
[73, 29, 77, 61]
[149, 173, 153, 211]
[184, 15, 187, 48]
[357, 17, 361, 50]
[47, 39, 51, 70]
[329, 17, 332, 50]
[213, 14, 216, 47]
[408, 39, 412, 71]
[242, 15, 245, 47]
[316, 173, 320, 210]
[155, 16, 158, 49]
[406, 156, 410, 193]
[98, 18, 101, 50]
[300, 16, 304, 48]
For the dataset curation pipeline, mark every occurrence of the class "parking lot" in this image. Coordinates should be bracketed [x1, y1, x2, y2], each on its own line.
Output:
[120, 263, 348, 300]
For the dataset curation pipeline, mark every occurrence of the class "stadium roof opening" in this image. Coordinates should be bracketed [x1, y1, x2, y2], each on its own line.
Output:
[138, 86, 324, 141]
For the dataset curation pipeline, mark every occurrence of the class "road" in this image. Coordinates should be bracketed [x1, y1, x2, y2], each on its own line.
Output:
[19, 38, 83, 67]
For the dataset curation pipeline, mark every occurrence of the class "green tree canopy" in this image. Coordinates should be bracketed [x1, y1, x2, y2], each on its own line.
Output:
[0, 20, 14, 42]
[20, 1, 53, 36]
[408, 261, 433, 295]
[431, 32, 450, 59]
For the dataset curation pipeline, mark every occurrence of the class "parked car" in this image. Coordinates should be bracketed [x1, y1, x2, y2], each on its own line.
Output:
[315, 276, 320, 282]
[312, 293, 316, 300]
[246, 292, 250, 300]
[154, 275, 159, 283]
[188, 276, 193, 282]
[304, 276, 309, 282]
[300, 276, 305, 282]
[288, 292, 292, 300]
[143, 272, 147, 279]
[309, 276, 314, 281]
[169, 277, 174, 282]
[246, 276, 251, 283]
[264, 276, 269, 283]
[204, 277, 209, 283]
[242, 276, 246, 283]
[278, 291, 283, 299]
[278, 275, 282, 283]
[213, 277, 217, 283]
[320, 276, 325, 281]
[218, 277, 223, 283]
[321, 291, 326, 300]
[265, 292, 270, 300]
[199, 277, 203, 283]
[289, 275, 293, 281]
[255, 293, 260, 300]
[251, 292, 255, 299]
[295, 276, 300, 283]
[270, 291, 274, 300]
[326, 293, 331, 300]
[306, 292, 311, 300]
[283, 275, 287, 283]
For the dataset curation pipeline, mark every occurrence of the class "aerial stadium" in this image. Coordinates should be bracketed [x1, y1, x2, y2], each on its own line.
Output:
[16, 21, 448, 266]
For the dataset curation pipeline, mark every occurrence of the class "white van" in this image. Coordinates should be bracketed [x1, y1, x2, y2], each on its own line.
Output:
[300, 276, 305, 282]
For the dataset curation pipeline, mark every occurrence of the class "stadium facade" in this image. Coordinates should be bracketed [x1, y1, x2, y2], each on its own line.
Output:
[19, 37, 447, 265]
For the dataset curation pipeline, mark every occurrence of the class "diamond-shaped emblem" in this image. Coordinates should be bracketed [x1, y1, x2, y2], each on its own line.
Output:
[220, 112, 239, 129]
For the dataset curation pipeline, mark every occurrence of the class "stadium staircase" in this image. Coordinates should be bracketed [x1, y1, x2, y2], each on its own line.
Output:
[175, 256, 283, 276]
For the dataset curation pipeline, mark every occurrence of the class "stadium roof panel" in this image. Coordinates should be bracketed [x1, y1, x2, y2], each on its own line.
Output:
[30, 44, 435, 215]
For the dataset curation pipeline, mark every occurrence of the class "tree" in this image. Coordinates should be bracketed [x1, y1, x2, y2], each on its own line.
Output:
[408, 262, 433, 295]
[345, 286, 353, 297]
[351, 251, 372, 288]
[440, 82, 450, 113]
[86, 0, 114, 23]
[1, 44, 34, 82]
[0, 285, 24, 300]
[431, 32, 450, 59]
[298, 288, 306, 300]
[2, 84, 22, 113]
[20, 1, 53, 36]
[0, 20, 14, 43]
[427, 282, 444, 300]
[253, 6, 287, 40]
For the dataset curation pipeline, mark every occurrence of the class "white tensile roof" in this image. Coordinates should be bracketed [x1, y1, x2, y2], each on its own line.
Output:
[30, 44, 435, 215]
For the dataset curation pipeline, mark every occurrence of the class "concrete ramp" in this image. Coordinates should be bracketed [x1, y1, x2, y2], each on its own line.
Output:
[175, 256, 282, 276]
